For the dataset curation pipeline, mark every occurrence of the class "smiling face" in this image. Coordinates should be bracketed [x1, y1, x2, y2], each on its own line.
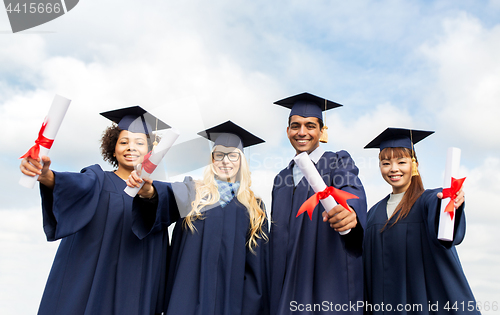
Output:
[379, 152, 414, 194]
[287, 115, 323, 154]
[212, 145, 241, 182]
[114, 130, 149, 173]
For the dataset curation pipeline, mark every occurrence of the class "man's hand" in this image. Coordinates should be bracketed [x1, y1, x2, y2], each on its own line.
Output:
[322, 204, 357, 232]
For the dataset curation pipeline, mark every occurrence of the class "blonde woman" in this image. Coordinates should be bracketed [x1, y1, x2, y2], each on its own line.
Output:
[128, 121, 269, 315]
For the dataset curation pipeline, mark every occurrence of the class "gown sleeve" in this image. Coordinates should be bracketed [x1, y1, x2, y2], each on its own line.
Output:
[330, 150, 367, 255]
[169, 176, 198, 218]
[424, 188, 466, 249]
[242, 202, 270, 315]
[40, 164, 104, 241]
[131, 179, 183, 240]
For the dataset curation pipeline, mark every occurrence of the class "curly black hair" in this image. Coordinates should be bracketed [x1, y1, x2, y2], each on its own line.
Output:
[100, 124, 155, 168]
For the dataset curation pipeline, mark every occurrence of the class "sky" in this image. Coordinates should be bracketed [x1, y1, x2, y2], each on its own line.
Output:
[1, 0, 500, 314]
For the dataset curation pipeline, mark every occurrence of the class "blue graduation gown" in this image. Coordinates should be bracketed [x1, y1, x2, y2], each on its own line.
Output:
[363, 189, 480, 314]
[38, 164, 178, 315]
[133, 178, 269, 315]
[269, 150, 367, 314]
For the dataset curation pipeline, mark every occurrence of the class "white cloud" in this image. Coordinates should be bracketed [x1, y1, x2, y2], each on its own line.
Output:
[328, 102, 416, 151]
[0, 208, 59, 314]
[0, 35, 46, 76]
[460, 157, 500, 223]
[420, 13, 500, 150]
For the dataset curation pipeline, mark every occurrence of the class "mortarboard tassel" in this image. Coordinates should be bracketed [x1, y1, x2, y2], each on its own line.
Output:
[411, 157, 419, 177]
[319, 99, 328, 143]
[319, 126, 328, 143]
[410, 129, 419, 177]
[152, 118, 159, 149]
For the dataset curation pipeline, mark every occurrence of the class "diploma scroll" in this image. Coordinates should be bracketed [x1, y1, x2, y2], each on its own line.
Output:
[437, 147, 461, 241]
[124, 128, 180, 197]
[294, 152, 351, 235]
[19, 95, 71, 189]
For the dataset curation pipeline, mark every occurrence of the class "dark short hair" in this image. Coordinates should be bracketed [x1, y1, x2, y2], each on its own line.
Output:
[100, 124, 154, 168]
[288, 116, 324, 129]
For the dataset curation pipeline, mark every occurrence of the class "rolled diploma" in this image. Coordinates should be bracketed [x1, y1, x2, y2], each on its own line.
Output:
[294, 152, 351, 235]
[437, 147, 461, 241]
[19, 95, 71, 189]
[124, 128, 180, 197]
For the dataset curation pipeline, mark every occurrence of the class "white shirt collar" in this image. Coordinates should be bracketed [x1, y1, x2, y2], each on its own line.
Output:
[288, 146, 326, 169]
[307, 146, 325, 164]
[290, 146, 325, 186]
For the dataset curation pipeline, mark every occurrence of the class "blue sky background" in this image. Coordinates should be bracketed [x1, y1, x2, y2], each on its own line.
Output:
[1, 1, 500, 314]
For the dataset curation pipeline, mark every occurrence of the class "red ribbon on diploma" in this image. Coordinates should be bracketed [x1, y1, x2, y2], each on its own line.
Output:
[141, 151, 157, 174]
[296, 186, 359, 220]
[441, 177, 466, 220]
[20, 121, 54, 160]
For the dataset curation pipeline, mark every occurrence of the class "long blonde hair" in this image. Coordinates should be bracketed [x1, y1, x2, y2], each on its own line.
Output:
[183, 147, 268, 253]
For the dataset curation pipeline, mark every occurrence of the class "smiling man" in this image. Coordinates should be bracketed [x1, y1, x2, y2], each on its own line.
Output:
[269, 92, 367, 314]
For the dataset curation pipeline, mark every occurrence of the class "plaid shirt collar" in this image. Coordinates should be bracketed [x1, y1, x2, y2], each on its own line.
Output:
[216, 179, 240, 208]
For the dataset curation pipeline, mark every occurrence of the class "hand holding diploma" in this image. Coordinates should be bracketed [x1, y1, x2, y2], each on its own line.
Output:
[19, 155, 55, 189]
[437, 147, 466, 241]
[322, 203, 358, 233]
[127, 170, 155, 198]
[19, 94, 70, 189]
[124, 128, 180, 197]
[294, 152, 359, 235]
[437, 183, 465, 212]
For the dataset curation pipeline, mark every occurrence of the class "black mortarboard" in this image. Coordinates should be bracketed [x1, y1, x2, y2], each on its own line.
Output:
[364, 127, 434, 151]
[100, 106, 170, 135]
[274, 92, 343, 120]
[197, 120, 265, 150]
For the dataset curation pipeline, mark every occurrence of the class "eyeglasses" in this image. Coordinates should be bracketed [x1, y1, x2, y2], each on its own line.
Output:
[212, 151, 240, 162]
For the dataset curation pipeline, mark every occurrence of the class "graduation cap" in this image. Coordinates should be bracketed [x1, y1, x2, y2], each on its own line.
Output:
[197, 120, 265, 151]
[364, 127, 434, 177]
[274, 92, 343, 143]
[100, 106, 170, 135]
[364, 127, 434, 151]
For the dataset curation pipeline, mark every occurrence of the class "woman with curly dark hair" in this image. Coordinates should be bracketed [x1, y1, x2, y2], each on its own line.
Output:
[19, 106, 177, 315]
